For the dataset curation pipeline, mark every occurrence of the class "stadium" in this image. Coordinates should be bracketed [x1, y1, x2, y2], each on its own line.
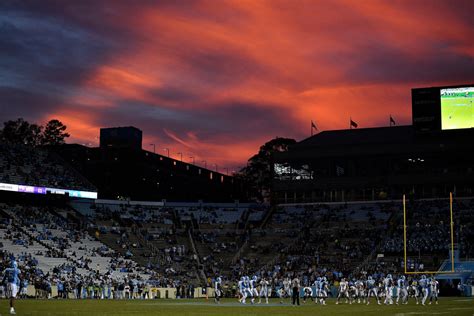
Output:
[0, 83, 473, 316]
[1, 1, 474, 315]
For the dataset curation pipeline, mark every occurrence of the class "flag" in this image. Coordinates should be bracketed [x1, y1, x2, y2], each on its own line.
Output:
[350, 119, 358, 128]
[390, 115, 396, 126]
[311, 120, 318, 135]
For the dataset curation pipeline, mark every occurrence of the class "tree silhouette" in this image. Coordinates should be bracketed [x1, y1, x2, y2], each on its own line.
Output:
[0, 118, 70, 146]
[41, 119, 70, 145]
[239, 137, 296, 202]
[1, 118, 43, 146]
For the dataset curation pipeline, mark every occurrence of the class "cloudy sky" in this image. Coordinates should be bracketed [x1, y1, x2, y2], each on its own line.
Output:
[1, 0, 473, 170]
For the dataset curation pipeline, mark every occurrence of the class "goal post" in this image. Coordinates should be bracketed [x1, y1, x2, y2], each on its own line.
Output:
[403, 192, 455, 274]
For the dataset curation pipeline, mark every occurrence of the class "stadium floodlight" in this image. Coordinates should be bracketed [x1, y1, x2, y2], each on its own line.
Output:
[149, 143, 156, 153]
[403, 193, 456, 275]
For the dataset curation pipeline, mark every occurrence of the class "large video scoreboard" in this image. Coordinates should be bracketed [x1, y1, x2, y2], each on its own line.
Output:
[412, 84, 473, 132]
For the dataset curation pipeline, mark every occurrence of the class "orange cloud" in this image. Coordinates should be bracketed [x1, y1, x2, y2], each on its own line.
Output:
[3, 0, 473, 171]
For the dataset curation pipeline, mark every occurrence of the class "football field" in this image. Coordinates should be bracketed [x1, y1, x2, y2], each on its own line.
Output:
[1, 298, 473, 316]
[441, 94, 473, 130]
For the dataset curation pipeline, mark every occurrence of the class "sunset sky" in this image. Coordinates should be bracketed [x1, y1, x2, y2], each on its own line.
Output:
[1, 0, 473, 171]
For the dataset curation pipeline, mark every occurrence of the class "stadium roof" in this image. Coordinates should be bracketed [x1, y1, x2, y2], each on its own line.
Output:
[275, 125, 474, 161]
[296, 125, 414, 148]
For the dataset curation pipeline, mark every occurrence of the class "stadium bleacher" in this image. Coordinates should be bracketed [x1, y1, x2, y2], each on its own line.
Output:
[0, 142, 472, 301]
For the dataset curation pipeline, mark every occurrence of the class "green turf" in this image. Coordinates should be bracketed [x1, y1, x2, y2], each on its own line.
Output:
[1, 297, 473, 316]
[441, 96, 473, 130]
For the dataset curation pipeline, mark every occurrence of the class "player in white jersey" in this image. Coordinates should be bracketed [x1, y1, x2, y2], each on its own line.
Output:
[408, 278, 420, 304]
[366, 276, 380, 305]
[302, 286, 313, 304]
[396, 275, 408, 305]
[238, 277, 247, 304]
[419, 275, 429, 305]
[429, 277, 439, 305]
[355, 279, 366, 303]
[383, 274, 394, 305]
[336, 278, 350, 304]
[258, 277, 270, 304]
[348, 281, 357, 304]
[214, 277, 222, 304]
[249, 276, 258, 304]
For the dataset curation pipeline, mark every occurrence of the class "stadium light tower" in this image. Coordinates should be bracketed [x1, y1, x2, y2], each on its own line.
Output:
[164, 148, 170, 157]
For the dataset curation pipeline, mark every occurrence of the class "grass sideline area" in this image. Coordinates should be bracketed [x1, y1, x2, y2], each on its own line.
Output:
[1, 298, 473, 316]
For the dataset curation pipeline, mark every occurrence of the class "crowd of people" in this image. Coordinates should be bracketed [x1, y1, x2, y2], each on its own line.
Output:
[1, 198, 472, 309]
[0, 144, 95, 191]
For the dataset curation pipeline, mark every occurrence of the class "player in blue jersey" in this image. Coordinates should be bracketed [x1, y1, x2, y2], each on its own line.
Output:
[2, 259, 21, 315]
[319, 276, 329, 305]
[419, 275, 429, 305]
[396, 275, 408, 305]
[238, 277, 246, 304]
[366, 275, 380, 305]
[242, 276, 253, 304]
[383, 274, 394, 305]
[250, 276, 258, 304]
[313, 277, 321, 304]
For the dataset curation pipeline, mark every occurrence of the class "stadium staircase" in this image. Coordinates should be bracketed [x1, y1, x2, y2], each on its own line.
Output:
[186, 228, 207, 283]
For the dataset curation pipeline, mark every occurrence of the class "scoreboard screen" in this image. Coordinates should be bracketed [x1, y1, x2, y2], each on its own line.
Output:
[412, 84, 474, 132]
[440, 87, 474, 130]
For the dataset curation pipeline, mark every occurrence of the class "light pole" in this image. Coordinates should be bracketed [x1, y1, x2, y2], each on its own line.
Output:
[189, 156, 195, 164]
[149, 144, 155, 153]
[164, 148, 169, 157]
[213, 164, 218, 172]
[202, 160, 207, 169]
[177, 152, 183, 161]
[224, 167, 228, 175]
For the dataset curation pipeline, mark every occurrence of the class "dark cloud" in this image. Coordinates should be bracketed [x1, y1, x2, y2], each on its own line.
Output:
[0, 0, 473, 168]
[0, 8, 113, 92]
[0, 86, 61, 123]
[344, 42, 474, 85]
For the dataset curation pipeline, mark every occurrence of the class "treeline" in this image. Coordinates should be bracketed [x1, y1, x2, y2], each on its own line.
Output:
[0, 118, 70, 146]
